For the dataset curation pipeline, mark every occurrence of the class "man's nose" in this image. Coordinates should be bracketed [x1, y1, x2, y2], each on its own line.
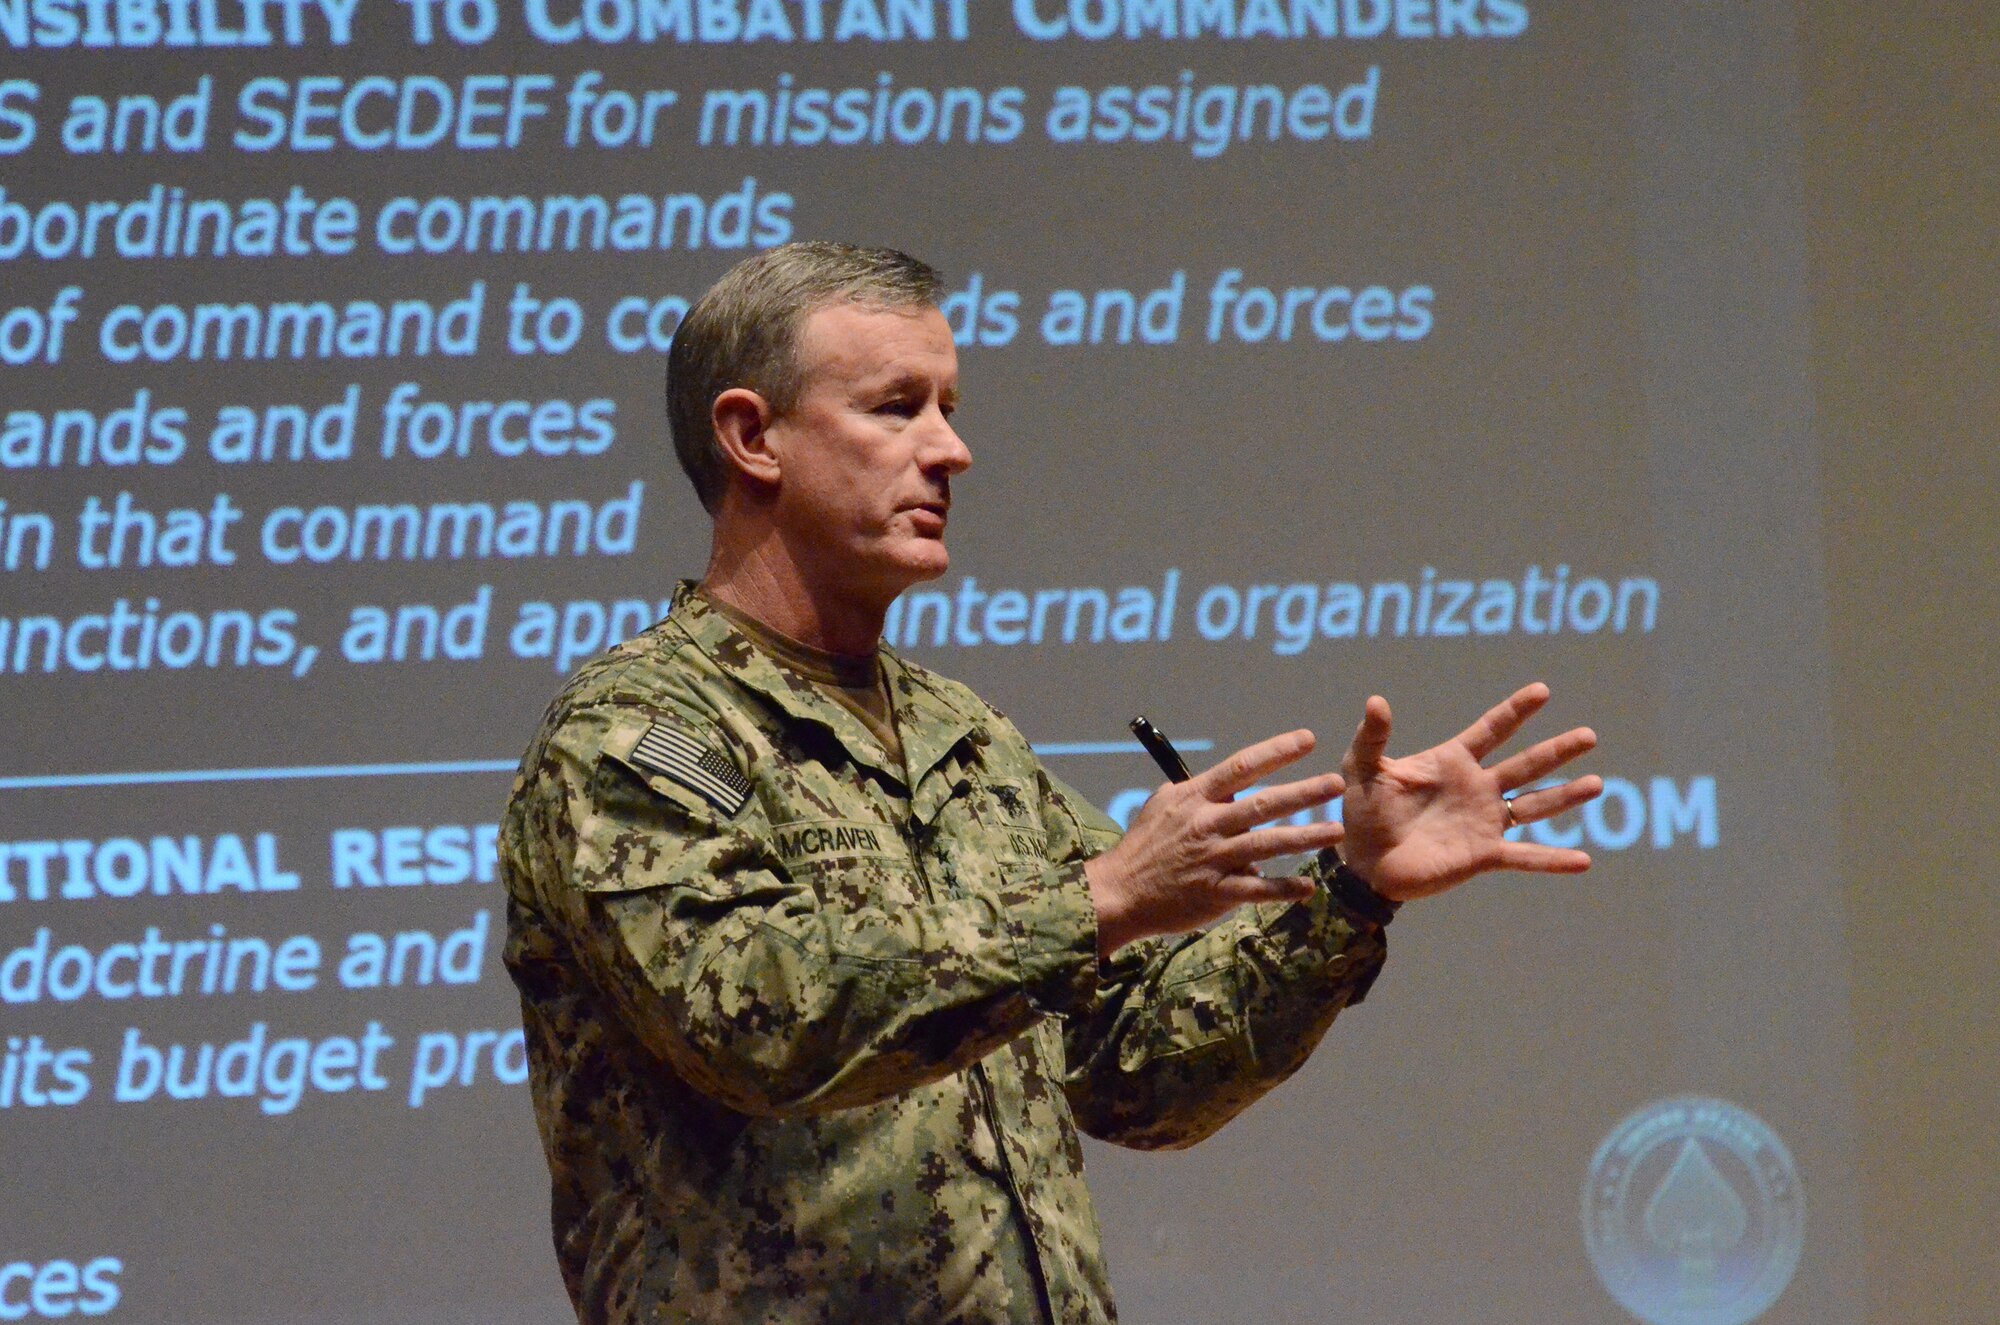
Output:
[923, 413, 972, 475]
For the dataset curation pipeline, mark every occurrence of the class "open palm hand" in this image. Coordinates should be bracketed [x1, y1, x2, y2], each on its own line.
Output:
[1340, 683, 1603, 902]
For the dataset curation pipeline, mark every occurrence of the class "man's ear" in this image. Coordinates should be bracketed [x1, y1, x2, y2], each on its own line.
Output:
[713, 387, 783, 487]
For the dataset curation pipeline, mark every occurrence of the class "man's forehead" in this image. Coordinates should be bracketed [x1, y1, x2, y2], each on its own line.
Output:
[797, 302, 957, 389]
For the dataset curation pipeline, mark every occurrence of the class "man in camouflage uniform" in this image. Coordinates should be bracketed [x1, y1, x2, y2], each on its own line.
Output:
[501, 243, 1603, 1324]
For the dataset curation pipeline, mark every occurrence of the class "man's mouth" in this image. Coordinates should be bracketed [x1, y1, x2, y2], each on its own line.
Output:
[906, 500, 949, 533]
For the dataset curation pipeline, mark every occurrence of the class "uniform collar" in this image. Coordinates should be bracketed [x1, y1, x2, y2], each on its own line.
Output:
[881, 651, 983, 822]
[668, 582, 981, 807]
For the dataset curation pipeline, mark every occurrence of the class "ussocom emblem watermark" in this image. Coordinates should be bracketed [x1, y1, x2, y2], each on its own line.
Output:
[1582, 1096, 1805, 1325]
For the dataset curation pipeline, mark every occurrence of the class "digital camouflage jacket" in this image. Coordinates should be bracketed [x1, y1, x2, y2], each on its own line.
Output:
[500, 586, 1389, 1324]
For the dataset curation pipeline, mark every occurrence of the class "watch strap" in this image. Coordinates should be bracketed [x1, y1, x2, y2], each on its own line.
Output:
[1317, 851, 1400, 929]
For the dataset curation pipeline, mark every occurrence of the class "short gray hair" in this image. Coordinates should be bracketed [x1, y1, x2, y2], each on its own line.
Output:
[666, 241, 943, 513]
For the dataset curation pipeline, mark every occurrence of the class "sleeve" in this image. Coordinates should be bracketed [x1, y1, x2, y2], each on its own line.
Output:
[1033, 766, 1391, 1151]
[526, 701, 1104, 1120]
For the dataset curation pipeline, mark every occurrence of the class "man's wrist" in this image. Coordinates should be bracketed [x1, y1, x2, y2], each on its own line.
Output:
[1315, 849, 1400, 929]
[1083, 854, 1137, 959]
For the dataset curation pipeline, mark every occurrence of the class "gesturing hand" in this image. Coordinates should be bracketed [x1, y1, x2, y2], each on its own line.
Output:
[1339, 682, 1602, 902]
[1085, 729, 1347, 958]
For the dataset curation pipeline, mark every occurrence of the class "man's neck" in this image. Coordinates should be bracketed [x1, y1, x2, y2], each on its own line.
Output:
[700, 538, 890, 657]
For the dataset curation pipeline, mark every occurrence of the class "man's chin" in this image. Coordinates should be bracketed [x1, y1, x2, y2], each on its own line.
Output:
[832, 541, 951, 606]
[893, 544, 952, 587]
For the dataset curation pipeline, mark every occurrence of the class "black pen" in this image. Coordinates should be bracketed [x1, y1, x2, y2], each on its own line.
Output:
[1128, 716, 1192, 783]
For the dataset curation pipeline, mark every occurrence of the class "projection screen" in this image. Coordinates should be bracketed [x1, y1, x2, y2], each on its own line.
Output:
[1, 2, 1891, 1322]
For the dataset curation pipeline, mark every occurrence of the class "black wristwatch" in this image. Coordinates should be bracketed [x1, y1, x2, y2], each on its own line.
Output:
[1317, 850, 1400, 929]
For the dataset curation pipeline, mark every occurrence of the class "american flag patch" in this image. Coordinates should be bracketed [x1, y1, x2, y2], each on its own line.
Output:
[629, 723, 752, 816]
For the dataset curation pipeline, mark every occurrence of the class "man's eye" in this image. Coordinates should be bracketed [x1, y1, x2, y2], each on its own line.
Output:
[877, 400, 920, 417]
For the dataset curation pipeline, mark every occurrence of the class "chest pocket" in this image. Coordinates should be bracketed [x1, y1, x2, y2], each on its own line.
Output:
[977, 779, 1046, 863]
[913, 774, 1050, 902]
[769, 817, 923, 910]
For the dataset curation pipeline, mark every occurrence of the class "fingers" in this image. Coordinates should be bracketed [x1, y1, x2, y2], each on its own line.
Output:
[1505, 774, 1603, 824]
[1490, 726, 1598, 791]
[1212, 820, 1346, 869]
[1198, 728, 1317, 800]
[1453, 682, 1550, 760]
[1344, 695, 1393, 777]
[1492, 840, 1593, 874]
[1212, 872, 1317, 908]
[1209, 772, 1345, 834]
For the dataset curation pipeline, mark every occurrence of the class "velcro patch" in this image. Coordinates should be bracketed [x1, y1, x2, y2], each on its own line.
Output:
[629, 722, 751, 817]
